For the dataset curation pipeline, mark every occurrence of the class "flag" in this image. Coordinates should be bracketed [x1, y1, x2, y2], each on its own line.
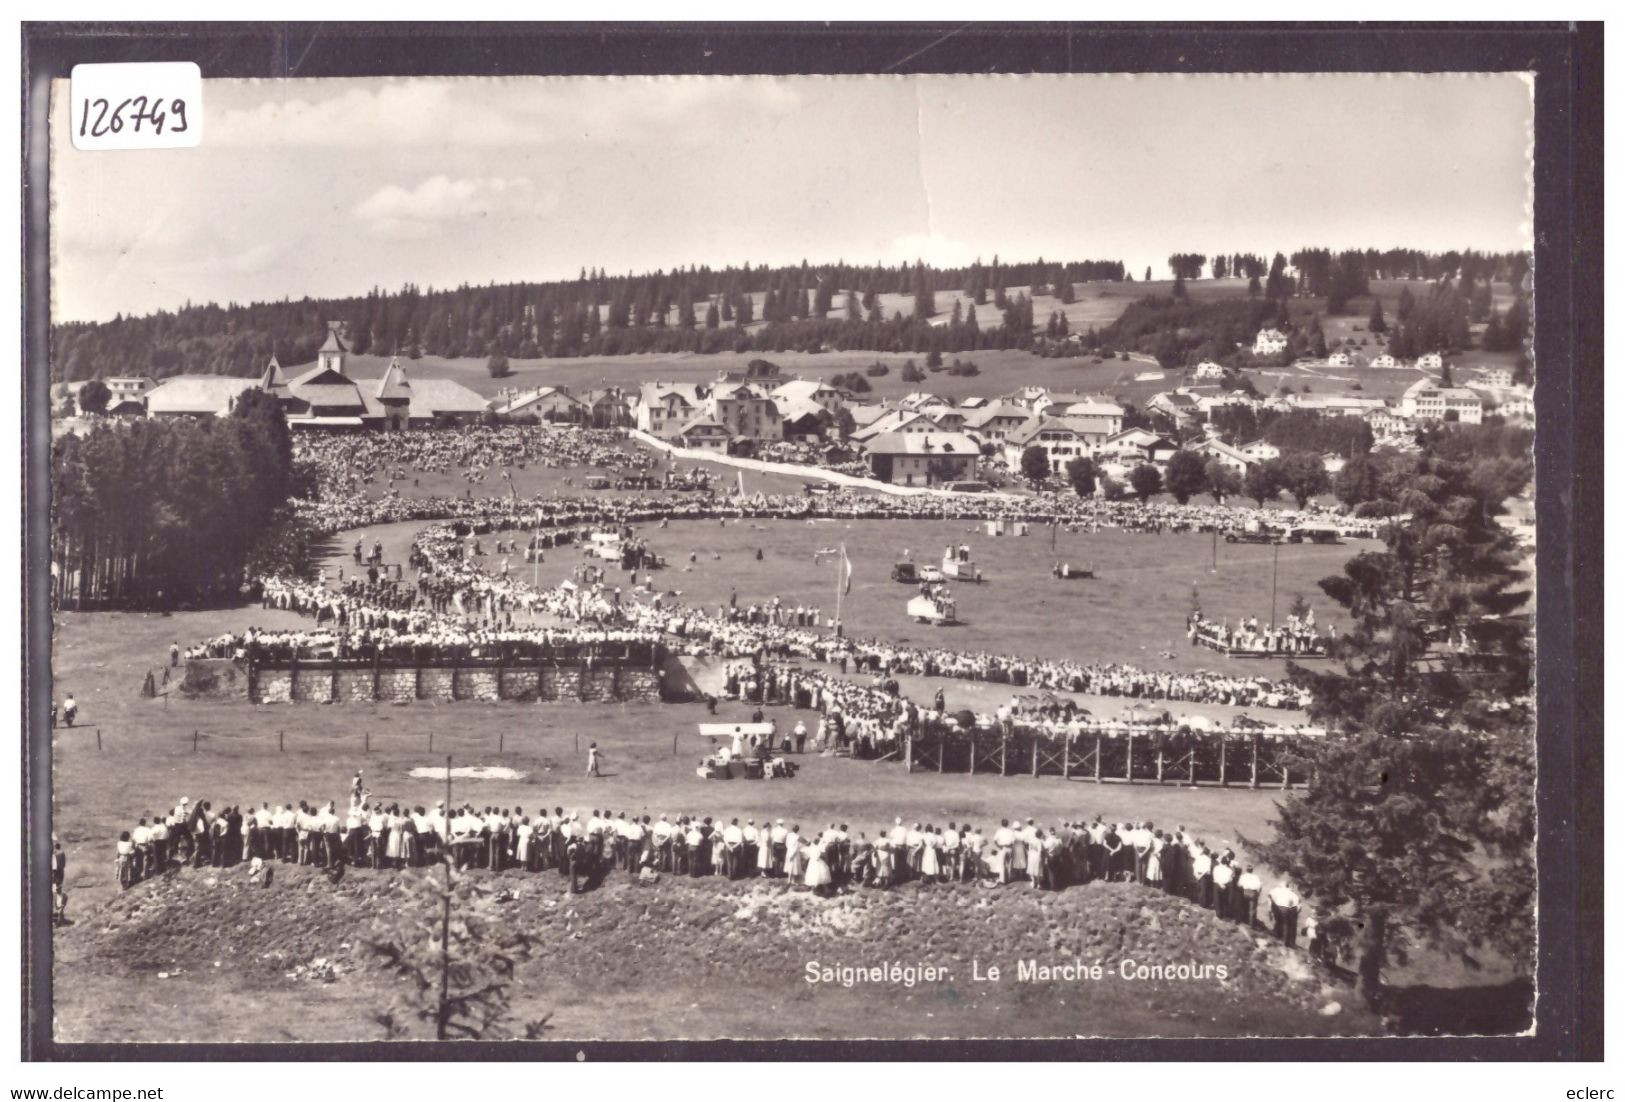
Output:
[840, 544, 853, 595]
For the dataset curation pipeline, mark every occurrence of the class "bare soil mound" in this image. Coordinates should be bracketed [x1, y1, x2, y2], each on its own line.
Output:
[77, 865, 1377, 1039]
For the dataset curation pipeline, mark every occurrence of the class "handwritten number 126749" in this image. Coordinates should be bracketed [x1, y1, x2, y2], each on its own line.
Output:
[79, 96, 189, 138]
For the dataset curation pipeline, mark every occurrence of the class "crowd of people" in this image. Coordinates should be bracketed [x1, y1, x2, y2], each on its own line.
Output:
[291, 425, 656, 499]
[110, 775, 1318, 953]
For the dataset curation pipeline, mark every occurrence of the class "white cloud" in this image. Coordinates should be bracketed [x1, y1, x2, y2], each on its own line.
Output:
[209, 75, 804, 149]
[352, 175, 554, 240]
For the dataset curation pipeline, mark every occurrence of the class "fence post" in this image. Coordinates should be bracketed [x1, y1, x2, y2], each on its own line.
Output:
[1062, 734, 1071, 779]
[1094, 736, 1102, 783]
[1126, 731, 1134, 784]
[1282, 763, 1290, 790]
[1218, 733, 1228, 787]
[672, 731, 678, 757]
[429, 731, 433, 753]
[365, 730, 370, 754]
[904, 734, 913, 773]
[278, 730, 284, 753]
[1156, 746, 1165, 785]
[500, 731, 505, 756]
[1249, 733, 1260, 790]
[193, 729, 198, 753]
[1189, 745, 1197, 786]
[96, 728, 102, 752]
[938, 733, 946, 773]
[999, 734, 1008, 776]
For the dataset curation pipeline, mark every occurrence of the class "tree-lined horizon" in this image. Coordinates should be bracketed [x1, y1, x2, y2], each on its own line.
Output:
[51, 247, 1528, 383]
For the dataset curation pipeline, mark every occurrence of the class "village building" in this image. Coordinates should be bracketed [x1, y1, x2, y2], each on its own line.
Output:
[769, 377, 844, 415]
[1190, 437, 1252, 474]
[1253, 328, 1289, 356]
[1415, 352, 1444, 371]
[493, 385, 587, 422]
[1479, 367, 1515, 388]
[1369, 353, 1399, 369]
[1327, 351, 1354, 367]
[1239, 439, 1282, 464]
[636, 382, 705, 440]
[1096, 427, 1179, 467]
[1146, 390, 1203, 427]
[1193, 360, 1227, 380]
[963, 401, 1038, 443]
[672, 417, 730, 452]
[1002, 417, 1088, 476]
[145, 376, 261, 420]
[864, 431, 980, 486]
[1401, 378, 1484, 424]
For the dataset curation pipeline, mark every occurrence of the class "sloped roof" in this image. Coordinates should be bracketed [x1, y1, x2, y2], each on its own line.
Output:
[769, 378, 836, 403]
[863, 430, 980, 456]
[1061, 398, 1124, 418]
[289, 363, 351, 387]
[146, 375, 258, 415]
[676, 415, 729, 438]
[408, 378, 490, 417]
[375, 359, 412, 401]
[318, 328, 348, 354]
[1004, 417, 1078, 448]
[964, 402, 1032, 428]
[777, 396, 829, 424]
[292, 383, 366, 410]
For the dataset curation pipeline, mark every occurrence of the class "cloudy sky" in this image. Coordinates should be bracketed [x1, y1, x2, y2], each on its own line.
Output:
[51, 72, 1533, 323]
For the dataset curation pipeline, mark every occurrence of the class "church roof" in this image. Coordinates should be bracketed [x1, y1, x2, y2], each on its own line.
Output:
[318, 328, 348, 355]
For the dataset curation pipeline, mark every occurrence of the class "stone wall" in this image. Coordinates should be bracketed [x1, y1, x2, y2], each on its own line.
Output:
[243, 659, 664, 705]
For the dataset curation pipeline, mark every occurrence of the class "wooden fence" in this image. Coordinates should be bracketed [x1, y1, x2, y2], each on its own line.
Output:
[902, 727, 1308, 788]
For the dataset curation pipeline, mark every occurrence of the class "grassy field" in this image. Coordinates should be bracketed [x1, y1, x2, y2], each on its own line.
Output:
[327, 516, 1365, 677]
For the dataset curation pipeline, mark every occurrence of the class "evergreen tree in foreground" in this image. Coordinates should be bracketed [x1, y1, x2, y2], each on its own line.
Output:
[1260, 445, 1534, 1010]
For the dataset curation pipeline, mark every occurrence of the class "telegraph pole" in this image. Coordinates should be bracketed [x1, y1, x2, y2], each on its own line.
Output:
[438, 753, 453, 1042]
[1269, 542, 1279, 633]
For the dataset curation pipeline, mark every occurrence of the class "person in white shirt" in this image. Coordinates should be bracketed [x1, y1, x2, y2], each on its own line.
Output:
[1211, 859, 1236, 919]
[992, 820, 1017, 884]
[1237, 866, 1264, 928]
[1268, 882, 1302, 946]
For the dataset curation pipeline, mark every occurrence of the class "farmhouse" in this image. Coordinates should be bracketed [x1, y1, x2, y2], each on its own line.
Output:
[1239, 440, 1281, 463]
[1369, 353, 1398, 369]
[673, 417, 730, 452]
[708, 380, 784, 441]
[864, 431, 980, 486]
[1253, 328, 1289, 356]
[776, 396, 835, 441]
[1002, 418, 1088, 476]
[105, 376, 157, 402]
[636, 382, 705, 440]
[851, 408, 941, 443]
[1415, 352, 1444, 371]
[145, 375, 260, 420]
[1327, 352, 1353, 367]
[1098, 427, 1179, 466]
[1190, 437, 1251, 474]
[1056, 397, 1125, 441]
[1146, 390, 1202, 427]
[770, 377, 844, 414]
[1479, 367, 1515, 388]
[494, 386, 586, 422]
[964, 401, 1037, 442]
[1193, 360, 1227, 380]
